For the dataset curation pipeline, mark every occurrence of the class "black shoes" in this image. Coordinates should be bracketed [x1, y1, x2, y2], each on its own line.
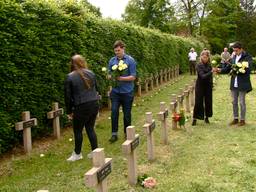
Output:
[192, 119, 197, 126]
[205, 117, 210, 124]
[192, 117, 209, 126]
[109, 135, 118, 143]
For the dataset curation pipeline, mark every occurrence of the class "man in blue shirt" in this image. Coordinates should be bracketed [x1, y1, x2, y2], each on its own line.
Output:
[108, 40, 137, 143]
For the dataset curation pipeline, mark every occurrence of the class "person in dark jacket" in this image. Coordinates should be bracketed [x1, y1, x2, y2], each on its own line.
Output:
[192, 50, 216, 126]
[218, 42, 252, 126]
[64, 54, 99, 161]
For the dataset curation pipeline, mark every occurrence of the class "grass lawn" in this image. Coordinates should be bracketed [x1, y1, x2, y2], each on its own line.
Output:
[0, 74, 256, 192]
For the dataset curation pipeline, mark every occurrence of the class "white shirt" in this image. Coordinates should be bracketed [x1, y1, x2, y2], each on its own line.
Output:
[234, 54, 242, 88]
[188, 52, 197, 61]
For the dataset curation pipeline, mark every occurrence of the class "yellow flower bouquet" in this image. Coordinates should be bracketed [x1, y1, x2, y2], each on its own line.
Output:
[110, 60, 128, 87]
[230, 61, 249, 76]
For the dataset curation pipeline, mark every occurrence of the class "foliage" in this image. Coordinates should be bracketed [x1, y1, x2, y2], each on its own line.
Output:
[0, 0, 203, 153]
[122, 0, 176, 33]
[236, 0, 256, 56]
[201, 0, 241, 53]
[211, 54, 221, 67]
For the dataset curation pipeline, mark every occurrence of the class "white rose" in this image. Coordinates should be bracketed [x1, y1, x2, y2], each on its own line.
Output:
[236, 63, 242, 68]
[112, 65, 118, 70]
[119, 60, 124, 65]
[123, 64, 128, 69]
[239, 68, 246, 73]
[242, 61, 249, 68]
[118, 65, 123, 71]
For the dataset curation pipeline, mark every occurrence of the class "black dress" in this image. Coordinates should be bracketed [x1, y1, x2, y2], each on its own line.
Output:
[193, 63, 213, 120]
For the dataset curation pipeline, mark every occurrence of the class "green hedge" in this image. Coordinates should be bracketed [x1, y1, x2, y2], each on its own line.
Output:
[0, 0, 203, 154]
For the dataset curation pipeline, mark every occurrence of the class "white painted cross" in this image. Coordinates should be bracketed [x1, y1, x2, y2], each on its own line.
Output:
[122, 126, 139, 186]
[47, 102, 63, 139]
[143, 112, 155, 161]
[15, 111, 37, 153]
[85, 148, 112, 192]
[157, 102, 169, 145]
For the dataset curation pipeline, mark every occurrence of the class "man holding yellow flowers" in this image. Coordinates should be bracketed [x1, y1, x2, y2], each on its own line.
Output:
[108, 40, 137, 143]
[218, 42, 252, 126]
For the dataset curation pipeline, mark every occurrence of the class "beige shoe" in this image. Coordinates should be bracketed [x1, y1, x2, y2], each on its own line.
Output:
[67, 152, 83, 162]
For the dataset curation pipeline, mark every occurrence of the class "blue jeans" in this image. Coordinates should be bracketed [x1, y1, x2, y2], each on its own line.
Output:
[110, 91, 134, 135]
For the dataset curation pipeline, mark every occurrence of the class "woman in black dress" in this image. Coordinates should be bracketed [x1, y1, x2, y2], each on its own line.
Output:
[192, 50, 215, 125]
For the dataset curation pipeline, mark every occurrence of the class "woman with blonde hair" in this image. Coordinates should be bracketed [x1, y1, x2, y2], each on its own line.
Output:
[192, 50, 216, 126]
[64, 54, 99, 161]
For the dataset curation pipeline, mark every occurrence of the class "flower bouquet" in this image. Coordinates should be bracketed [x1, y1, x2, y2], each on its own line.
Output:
[172, 108, 185, 127]
[110, 60, 128, 87]
[138, 174, 157, 189]
[229, 61, 249, 76]
[211, 60, 218, 67]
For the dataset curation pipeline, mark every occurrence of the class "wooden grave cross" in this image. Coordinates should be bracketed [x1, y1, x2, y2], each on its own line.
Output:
[122, 126, 140, 186]
[47, 102, 63, 139]
[150, 73, 154, 90]
[143, 112, 156, 161]
[157, 102, 169, 145]
[177, 94, 184, 112]
[144, 79, 149, 93]
[85, 148, 112, 192]
[159, 69, 163, 84]
[107, 86, 112, 110]
[155, 73, 159, 87]
[184, 90, 190, 114]
[15, 111, 37, 153]
[189, 85, 195, 107]
[136, 78, 142, 97]
[170, 101, 178, 130]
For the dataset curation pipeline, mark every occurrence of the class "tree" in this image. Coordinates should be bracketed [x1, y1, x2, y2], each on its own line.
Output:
[82, 0, 101, 17]
[237, 0, 256, 55]
[201, 0, 241, 53]
[122, 0, 176, 33]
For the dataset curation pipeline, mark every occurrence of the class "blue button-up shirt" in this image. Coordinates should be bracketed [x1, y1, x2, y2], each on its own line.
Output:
[108, 54, 137, 94]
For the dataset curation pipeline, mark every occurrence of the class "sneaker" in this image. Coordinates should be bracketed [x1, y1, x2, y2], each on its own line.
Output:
[238, 120, 245, 126]
[205, 117, 210, 124]
[87, 152, 93, 159]
[229, 119, 239, 126]
[67, 152, 83, 162]
[109, 135, 118, 143]
[192, 119, 197, 126]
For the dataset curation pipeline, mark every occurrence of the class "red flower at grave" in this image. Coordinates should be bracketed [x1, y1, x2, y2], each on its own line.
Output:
[172, 109, 186, 126]
[172, 112, 181, 122]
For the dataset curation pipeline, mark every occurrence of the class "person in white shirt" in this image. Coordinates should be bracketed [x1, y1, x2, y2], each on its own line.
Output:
[218, 42, 252, 126]
[188, 48, 197, 75]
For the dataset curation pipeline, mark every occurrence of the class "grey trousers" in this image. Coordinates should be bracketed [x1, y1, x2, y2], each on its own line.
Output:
[231, 90, 246, 120]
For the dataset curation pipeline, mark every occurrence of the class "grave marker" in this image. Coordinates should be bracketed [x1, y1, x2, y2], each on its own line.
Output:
[15, 111, 37, 153]
[47, 102, 63, 139]
[85, 148, 112, 192]
[158, 102, 169, 144]
[122, 126, 139, 186]
[143, 112, 155, 161]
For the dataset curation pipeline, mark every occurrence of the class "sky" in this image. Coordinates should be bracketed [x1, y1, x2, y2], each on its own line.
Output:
[87, 0, 129, 20]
